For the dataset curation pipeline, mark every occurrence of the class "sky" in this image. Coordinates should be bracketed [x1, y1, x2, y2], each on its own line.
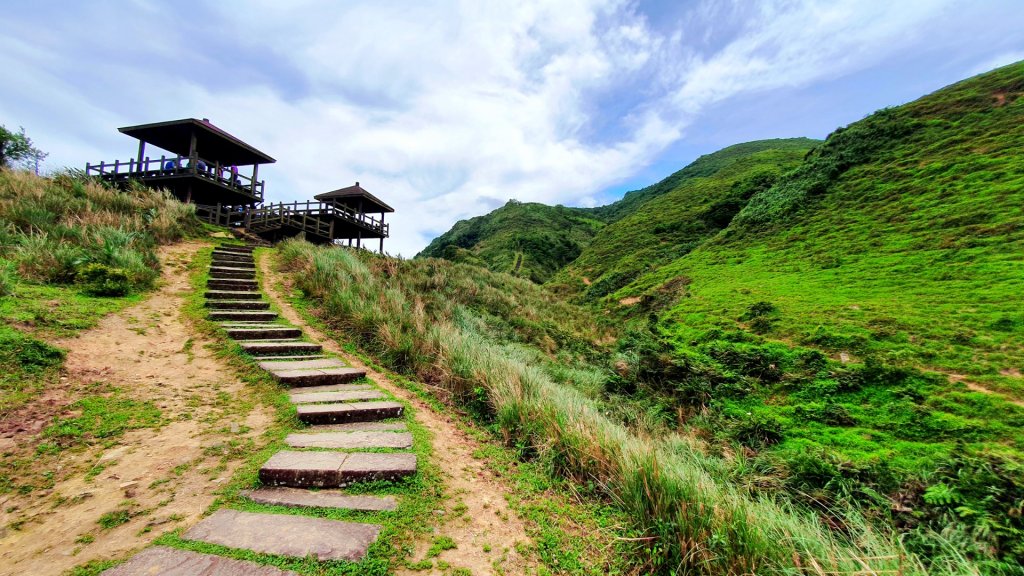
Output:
[2, 1, 1022, 256]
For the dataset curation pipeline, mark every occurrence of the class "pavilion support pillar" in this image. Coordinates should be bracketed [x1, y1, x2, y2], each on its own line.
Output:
[379, 237, 384, 254]
[136, 140, 146, 174]
[251, 164, 259, 197]
[357, 230, 362, 249]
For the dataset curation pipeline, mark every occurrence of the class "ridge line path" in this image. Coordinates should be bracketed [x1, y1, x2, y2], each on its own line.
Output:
[257, 249, 538, 575]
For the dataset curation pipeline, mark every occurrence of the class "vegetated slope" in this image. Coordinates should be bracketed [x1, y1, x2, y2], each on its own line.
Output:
[0, 170, 201, 415]
[417, 201, 604, 283]
[624, 61, 1024, 392]
[549, 138, 817, 300]
[606, 62, 1024, 566]
[279, 240, 916, 576]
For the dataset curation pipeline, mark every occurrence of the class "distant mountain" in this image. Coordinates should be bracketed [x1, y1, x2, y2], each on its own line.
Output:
[417, 138, 818, 283]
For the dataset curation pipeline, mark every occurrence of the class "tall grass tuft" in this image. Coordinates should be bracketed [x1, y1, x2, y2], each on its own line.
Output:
[0, 170, 202, 294]
[276, 239, 980, 575]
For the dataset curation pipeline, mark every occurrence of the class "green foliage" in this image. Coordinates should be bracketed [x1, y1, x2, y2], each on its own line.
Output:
[76, 263, 132, 296]
[418, 201, 605, 282]
[0, 259, 17, 296]
[549, 139, 816, 300]
[42, 389, 163, 447]
[0, 125, 47, 170]
[0, 170, 202, 294]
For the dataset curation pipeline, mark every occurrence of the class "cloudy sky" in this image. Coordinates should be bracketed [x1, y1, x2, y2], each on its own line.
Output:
[2, 1, 1021, 255]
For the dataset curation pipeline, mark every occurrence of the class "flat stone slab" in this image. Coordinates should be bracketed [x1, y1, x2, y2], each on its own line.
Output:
[269, 367, 367, 387]
[241, 487, 397, 511]
[207, 280, 258, 291]
[182, 509, 381, 561]
[286, 430, 413, 449]
[209, 311, 278, 321]
[227, 327, 302, 340]
[297, 401, 403, 424]
[101, 546, 298, 576]
[206, 300, 271, 310]
[259, 450, 416, 487]
[285, 383, 374, 395]
[211, 257, 254, 266]
[289, 389, 385, 404]
[240, 341, 323, 355]
[205, 290, 263, 300]
[255, 354, 327, 361]
[210, 271, 257, 280]
[258, 358, 348, 370]
[309, 421, 408, 432]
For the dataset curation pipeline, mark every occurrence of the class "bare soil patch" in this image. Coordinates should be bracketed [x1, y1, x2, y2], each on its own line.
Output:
[259, 251, 538, 576]
[0, 242, 273, 576]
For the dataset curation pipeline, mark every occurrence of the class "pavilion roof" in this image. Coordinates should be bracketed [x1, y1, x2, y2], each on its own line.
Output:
[314, 183, 394, 213]
[118, 118, 275, 165]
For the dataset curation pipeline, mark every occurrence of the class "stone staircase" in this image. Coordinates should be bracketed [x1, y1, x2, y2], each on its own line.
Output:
[104, 244, 417, 574]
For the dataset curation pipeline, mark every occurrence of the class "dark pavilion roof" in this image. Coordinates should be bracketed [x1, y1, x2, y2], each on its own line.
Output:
[118, 118, 276, 166]
[314, 182, 394, 213]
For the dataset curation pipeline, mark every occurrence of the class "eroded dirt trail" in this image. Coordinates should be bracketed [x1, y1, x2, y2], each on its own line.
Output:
[258, 250, 538, 576]
[0, 242, 273, 576]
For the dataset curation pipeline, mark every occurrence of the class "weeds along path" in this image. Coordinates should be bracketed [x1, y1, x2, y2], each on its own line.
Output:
[0, 242, 274, 576]
[257, 249, 539, 576]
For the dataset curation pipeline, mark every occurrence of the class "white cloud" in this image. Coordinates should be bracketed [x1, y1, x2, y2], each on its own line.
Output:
[0, 0, 1011, 256]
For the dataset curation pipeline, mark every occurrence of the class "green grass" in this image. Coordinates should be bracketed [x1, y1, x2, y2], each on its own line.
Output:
[276, 239, 928, 576]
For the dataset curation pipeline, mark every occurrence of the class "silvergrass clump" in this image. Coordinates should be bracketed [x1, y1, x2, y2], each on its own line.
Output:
[0, 170, 202, 293]
[278, 239, 979, 575]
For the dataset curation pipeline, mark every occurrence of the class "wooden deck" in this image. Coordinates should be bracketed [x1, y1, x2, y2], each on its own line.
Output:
[195, 201, 390, 248]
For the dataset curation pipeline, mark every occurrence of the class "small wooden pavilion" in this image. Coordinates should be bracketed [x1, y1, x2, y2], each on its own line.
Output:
[314, 182, 394, 252]
[86, 118, 275, 207]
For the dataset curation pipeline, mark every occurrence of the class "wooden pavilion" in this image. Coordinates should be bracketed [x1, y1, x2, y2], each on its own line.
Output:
[86, 118, 275, 207]
[86, 119, 394, 253]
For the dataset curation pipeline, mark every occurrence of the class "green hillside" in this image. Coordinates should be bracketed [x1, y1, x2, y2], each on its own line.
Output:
[396, 62, 1024, 572]
[550, 138, 817, 299]
[418, 138, 818, 283]
[417, 201, 604, 282]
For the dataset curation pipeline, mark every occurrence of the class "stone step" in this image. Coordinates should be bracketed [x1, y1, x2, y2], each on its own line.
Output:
[208, 310, 278, 322]
[239, 341, 323, 356]
[205, 300, 271, 310]
[226, 327, 303, 340]
[100, 545, 298, 576]
[257, 358, 348, 371]
[297, 401, 403, 425]
[267, 366, 367, 387]
[259, 450, 416, 487]
[256, 354, 328, 361]
[241, 487, 397, 512]
[220, 322, 288, 329]
[205, 290, 263, 300]
[307, 421, 409, 433]
[211, 253, 254, 263]
[208, 279, 258, 291]
[210, 262, 256, 271]
[289, 389, 385, 404]
[209, 268, 256, 280]
[214, 245, 254, 253]
[285, 430, 413, 449]
[281, 382, 373, 394]
[182, 509, 381, 562]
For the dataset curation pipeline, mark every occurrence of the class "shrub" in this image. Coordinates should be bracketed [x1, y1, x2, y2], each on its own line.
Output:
[0, 258, 16, 296]
[76, 263, 132, 296]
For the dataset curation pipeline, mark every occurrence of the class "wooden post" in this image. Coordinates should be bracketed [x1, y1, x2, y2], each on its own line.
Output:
[144, 156, 150, 175]
[251, 165, 259, 197]
[357, 229, 362, 249]
[114, 159, 120, 175]
[216, 203, 222, 226]
[136, 140, 146, 174]
[189, 132, 197, 163]
[86, 162, 91, 174]
[379, 236, 384, 254]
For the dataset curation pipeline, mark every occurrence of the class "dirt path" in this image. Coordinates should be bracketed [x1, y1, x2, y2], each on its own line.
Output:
[258, 250, 538, 576]
[0, 242, 274, 576]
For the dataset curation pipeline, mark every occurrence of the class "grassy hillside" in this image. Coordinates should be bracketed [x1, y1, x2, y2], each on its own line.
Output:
[550, 139, 817, 300]
[606, 61, 1024, 568]
[280, 240, 923, 576]
[0, 170, 201, 415]
[419, 139, 818, 284]
[417, 201, 604, 282]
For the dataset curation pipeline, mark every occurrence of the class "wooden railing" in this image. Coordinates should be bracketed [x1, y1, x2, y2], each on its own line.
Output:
[195, 200, 389, 243]
[85, 155, 265, 202]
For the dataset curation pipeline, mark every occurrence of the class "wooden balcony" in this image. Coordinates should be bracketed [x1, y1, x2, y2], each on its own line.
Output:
[86, 155, 265, 206]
